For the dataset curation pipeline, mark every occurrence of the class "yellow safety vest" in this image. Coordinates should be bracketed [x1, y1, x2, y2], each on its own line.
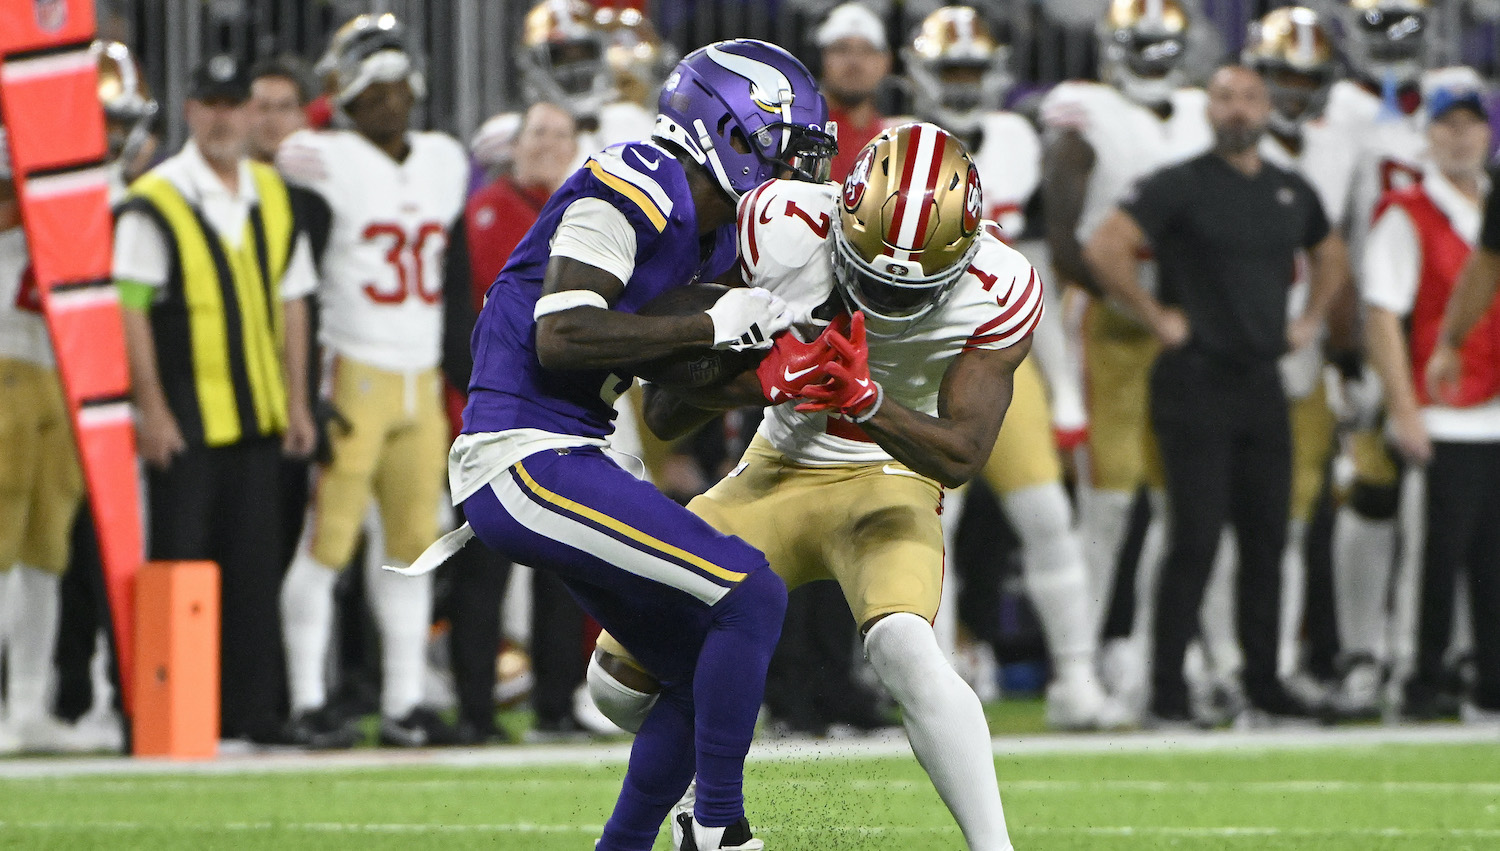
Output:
[123, 162, 295, 447]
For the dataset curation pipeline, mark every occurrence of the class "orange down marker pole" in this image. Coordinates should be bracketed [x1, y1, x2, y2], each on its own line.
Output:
[0, 0, 144, 713]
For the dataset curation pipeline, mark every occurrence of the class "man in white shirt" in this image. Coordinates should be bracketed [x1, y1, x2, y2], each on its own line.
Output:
[1361, 81, 1500, 721]
[113, 56, 316, 744]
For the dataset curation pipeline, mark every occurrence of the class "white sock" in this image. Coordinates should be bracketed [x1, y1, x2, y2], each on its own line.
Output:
[1332, 507, 1397, 660]
[1389, 470, 1427, 680]
[366, 557, 432, 719]
[7, 566, 60, 723]
[280, 548, 339, 713]
[1199, 530, 1242, 682]
[866, 613, 1012, 851]
[1278, 519, 1309, 678]
[586, 653, 657, 734]
[1078, 487, 1135, 637]
[1004, 483, 1096, 670]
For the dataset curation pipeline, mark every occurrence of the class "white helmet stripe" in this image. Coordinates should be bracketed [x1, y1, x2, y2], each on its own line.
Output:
[891, 123, 940, 260]
[703, 43, 794, 117]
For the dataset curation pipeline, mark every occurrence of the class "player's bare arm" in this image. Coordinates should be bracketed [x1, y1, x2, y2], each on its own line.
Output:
[1290, 232, 1350, 352]
[1042, 128, 1100, 294]
[1428, 245, 1500, 400]
[860, 337, 1033, 488]
[1085, 208, 1187, 347]
[535, 257, 791, 371]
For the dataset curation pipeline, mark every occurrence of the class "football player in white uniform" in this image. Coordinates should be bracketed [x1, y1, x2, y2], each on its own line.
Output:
[591, 123, 1036, 851]
[1038, 0, 1212, 712]
[905, 6, 1118, 728]
[0, 134, 85, 755]
[276, 13, 469, 748]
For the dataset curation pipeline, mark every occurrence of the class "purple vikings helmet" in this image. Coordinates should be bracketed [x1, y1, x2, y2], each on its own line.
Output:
[653, 39, 837, 200]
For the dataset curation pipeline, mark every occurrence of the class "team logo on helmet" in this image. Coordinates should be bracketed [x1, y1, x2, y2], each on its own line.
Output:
[704, 43, 794, 113]
[35, 0, 67, 32]
[844, 146, 875, 211]
[962, 163, 982, 235]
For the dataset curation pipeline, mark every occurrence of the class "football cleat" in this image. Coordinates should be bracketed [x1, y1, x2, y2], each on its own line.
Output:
[1326, 656, 1383, 721]
[285, 705, 360, 750]
[379, 706, 462, 747]
[676, 813, 765, 851]
[668, 779, 698, 849]
[1046, 670, 1133, 731]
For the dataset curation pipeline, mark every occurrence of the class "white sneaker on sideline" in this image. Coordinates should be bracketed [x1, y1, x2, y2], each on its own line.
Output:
[1047, 671, 1131, 730]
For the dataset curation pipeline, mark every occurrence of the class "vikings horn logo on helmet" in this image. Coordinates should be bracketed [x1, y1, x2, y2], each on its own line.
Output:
[704, 43, 795, 115]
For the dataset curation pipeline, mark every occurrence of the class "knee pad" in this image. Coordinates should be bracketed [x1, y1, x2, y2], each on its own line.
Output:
[1349, 481, 1400, 521]
[587, 652, 659, 734]
[864, 612, 951, 703]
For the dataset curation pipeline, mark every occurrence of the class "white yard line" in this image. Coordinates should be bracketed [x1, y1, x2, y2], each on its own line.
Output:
[0, 819, 1497, 840]
[0, 724, 1493, 780]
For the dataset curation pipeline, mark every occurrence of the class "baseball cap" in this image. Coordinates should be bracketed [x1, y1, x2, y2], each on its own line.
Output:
[189, 55, 251, 104]
[1423, 66, 1488, 122]
[815, 3, 888, 51]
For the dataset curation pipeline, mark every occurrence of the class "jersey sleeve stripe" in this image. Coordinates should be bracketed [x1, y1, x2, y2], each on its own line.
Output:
[590, 150, 675, 222]
[971, 267, 1040, 338]
[965, 293, 1043, 351]
[586, 160, 669, 233]
[739, 182, 772, 269]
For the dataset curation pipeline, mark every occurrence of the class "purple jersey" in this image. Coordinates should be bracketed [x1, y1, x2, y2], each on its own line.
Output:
[462, 141, 737, 439]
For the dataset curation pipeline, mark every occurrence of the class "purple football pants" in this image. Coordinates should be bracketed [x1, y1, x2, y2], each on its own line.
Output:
[462, 447, 786, 850]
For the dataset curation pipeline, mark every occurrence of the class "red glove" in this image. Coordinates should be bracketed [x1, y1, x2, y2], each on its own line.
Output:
[756, 330, 834, 404]
[795, 313, 882, 421]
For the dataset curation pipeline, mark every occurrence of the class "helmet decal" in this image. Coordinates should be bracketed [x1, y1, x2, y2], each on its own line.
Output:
[962, 163, 982, 236]
[844, 146, 875, 211]
[704, 43, 794, 116]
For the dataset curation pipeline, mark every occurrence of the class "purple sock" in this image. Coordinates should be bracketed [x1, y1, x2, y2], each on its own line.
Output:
[692, 567, 787, 827]
[597, 687, 696, 851]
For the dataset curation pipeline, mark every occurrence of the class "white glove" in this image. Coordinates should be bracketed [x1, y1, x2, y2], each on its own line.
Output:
[705, 287, 793, 351]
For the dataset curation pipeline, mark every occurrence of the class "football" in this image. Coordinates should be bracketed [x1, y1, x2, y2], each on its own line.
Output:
[631, 283, 766, 389]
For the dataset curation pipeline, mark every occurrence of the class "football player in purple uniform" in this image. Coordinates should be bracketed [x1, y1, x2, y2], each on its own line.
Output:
[396, 40, 834, 851]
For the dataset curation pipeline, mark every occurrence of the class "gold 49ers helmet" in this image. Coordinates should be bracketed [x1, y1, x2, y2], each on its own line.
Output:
[1344, 0, 1431, 86]
[1244, 8, 1339, 135]
[833, 122, 983, 330]
[520, 0, 616, 120]
[92, 40, 158, 166]
[316, 13, 426, 107]
[1098, 0, 1191, 108]
[904, 7, 1012, 136]
[596, 6, 678, 109]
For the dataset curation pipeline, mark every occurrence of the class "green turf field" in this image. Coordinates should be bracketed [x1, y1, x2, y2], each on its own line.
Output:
[1, 737, 1497, 850]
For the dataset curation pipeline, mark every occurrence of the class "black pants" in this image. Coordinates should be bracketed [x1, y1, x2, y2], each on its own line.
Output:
[1413, 441, 1500, 710]
[1150, 349, 1291, 713]
[530, 568, 587, 724]
[444, 540, 511, 733]
[53, 504, 119, 722]
[147, 439, 287, 739]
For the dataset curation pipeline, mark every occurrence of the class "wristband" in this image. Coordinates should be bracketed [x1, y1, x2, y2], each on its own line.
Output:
[534, 289, 609, 320]
[850, 381, 884, 424]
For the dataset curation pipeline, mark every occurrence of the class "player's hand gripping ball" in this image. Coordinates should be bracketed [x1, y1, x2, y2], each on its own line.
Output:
[631, 283, 769, 389]
[795, 312, 882, 420]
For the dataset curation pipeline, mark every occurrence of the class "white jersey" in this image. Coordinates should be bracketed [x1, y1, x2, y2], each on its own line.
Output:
[0, 227, 52, 368]
[277, 128, 468, 372]
[1261, 119, 1359, 398]
[970, 111, 1042, 237]
[573, 101, 657, 171]
[737, 181, 1043, 466]
[1039, 82, 1212, 244]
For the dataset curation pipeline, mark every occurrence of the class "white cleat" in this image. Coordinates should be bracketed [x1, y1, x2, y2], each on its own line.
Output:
[669, 778, 698, 849]
[0, 719, 19, 755]
[1046, 672, 1132, 731]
